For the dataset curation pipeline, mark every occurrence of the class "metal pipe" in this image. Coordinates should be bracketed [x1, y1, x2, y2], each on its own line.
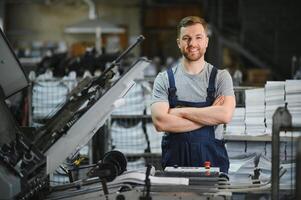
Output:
[83, 0, 97, 20]
[271, 107, 292, 200]
[296, 137, 301, 199]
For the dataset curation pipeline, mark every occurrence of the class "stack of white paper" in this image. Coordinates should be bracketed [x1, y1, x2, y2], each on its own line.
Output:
[265, 142, 287, 161]
[228, 153, 256, 173]
[264, 81, 285, 134]
[245, 88, 266, 135]
[285, 80, 301, 127]
[279, 162, 296, 189]
[257, 155, 296, 189]
[246, 142, 267, 156]
[225, 107, 246, 135]
[114, 171, 189, 186]
[227, 142, 247, 157]
[228, 153, 260, 184]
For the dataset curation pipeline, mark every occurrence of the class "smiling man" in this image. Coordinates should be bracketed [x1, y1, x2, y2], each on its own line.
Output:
[151, 16, 236, 173]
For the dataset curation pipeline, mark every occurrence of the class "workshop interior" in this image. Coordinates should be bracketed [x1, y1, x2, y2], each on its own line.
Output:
[1, 0, 301, 199]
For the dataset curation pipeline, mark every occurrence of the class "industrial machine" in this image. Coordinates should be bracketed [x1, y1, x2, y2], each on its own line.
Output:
[0, 28, 150, 199]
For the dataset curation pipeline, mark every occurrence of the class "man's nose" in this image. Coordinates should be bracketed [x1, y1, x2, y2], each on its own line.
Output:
[188, 38, 197, 46]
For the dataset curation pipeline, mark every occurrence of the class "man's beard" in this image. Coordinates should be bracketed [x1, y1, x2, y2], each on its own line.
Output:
[182, 48, 204, 61]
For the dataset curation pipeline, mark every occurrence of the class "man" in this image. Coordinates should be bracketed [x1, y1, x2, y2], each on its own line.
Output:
[151, 16, 235, 173]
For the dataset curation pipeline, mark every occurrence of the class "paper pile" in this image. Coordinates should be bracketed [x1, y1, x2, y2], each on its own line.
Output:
[285, 80, 301, 127]
[225, 107, 246, 135]
[264, 81, 285, 134]
[245, 88, 266, 135]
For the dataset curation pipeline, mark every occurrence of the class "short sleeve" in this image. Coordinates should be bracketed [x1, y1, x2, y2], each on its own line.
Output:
[215, 69, 235, 97]
[151, 72, 169, 105]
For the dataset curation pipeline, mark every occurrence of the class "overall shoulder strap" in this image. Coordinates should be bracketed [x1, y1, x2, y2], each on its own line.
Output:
[206, 67, 218, 103]
[167, 67, 177, 108]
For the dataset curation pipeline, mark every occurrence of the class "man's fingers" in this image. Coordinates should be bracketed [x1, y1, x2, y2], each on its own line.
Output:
[213, 96, 225, 106]
[213, 97, 222, 105]
[218, 96, 225, 105]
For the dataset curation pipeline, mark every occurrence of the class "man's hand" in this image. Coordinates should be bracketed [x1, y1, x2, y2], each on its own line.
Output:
[213, 95, 225, 106]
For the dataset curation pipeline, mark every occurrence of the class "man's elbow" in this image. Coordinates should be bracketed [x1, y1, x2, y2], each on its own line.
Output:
[152, 116, 166, 132]
[221, 111, 233, 124]
[217, 97, 235, 124]
[154, 123, 164, 132]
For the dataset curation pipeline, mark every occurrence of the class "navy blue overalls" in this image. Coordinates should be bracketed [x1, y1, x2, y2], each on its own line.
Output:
[161, 66, 230, 173]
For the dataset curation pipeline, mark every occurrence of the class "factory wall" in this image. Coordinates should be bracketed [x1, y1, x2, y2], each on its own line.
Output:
[5, 2, 141, 55]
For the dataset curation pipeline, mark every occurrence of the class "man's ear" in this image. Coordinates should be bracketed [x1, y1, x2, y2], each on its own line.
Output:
[177, 38, 180, 49]
[205, 36, 209, 48]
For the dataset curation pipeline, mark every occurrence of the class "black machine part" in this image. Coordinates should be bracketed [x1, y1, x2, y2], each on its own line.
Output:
[0, 28, 28, 99]
[86, 150, 127, 198]
[0, 34, 145, 200]
[102, 150, 127, 176]
[271, 106, 301, 200]
[87, 150, 127, 182]
[0, 88, 17, 148]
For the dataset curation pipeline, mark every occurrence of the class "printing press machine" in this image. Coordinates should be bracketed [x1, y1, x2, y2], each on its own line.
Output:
[0, 27, 301, 200]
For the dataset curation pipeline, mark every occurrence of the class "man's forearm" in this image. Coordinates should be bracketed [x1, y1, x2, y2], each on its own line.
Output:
[171, 106, 233, 125]
[152, 113, 203, 133]
[170, 106, 233, 125]
[169, 96, 235, 125]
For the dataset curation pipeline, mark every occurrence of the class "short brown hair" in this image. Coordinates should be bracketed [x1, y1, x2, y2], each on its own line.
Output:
[177, 16, 208, 38]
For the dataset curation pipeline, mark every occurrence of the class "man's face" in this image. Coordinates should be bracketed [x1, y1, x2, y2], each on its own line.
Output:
[177, 23, 208, 62]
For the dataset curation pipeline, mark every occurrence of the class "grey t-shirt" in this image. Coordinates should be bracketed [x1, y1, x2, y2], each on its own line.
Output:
[151, 61, 235, 139]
